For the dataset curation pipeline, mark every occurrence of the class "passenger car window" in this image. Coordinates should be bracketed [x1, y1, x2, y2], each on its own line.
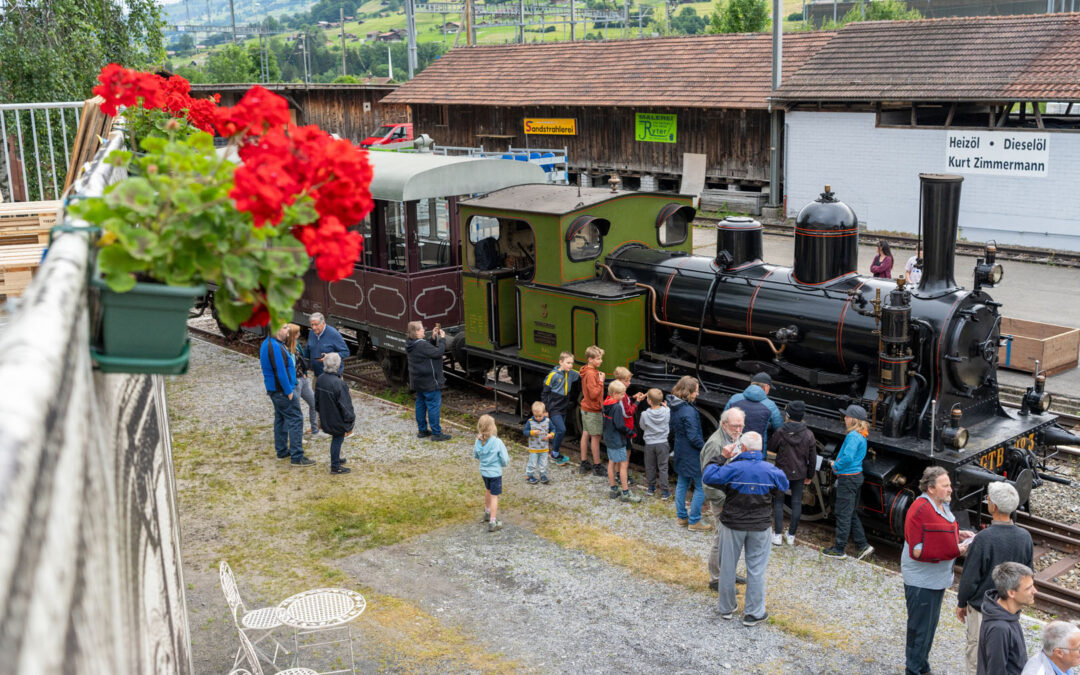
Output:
[417, 198, 452, 270]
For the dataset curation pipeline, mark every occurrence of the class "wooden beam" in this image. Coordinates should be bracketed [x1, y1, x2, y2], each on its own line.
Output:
[911, 103, 917, 127]
[1033, 102, 1044, 129]
[945, 102, 956, 127]
[996, 102, 1012, 127]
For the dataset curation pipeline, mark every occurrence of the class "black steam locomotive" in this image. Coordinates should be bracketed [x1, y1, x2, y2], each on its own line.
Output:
[609, 174, 1078, 533]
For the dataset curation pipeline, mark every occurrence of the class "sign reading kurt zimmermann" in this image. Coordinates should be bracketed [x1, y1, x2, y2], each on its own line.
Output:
[524, 118, 577, 135]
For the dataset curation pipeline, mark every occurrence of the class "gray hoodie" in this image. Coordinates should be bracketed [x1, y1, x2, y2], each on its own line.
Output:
[639, 405, 670, 445]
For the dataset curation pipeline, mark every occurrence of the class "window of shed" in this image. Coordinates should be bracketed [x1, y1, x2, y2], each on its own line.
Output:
[567, 221, 603, 261]
[658, 209, 689, 246]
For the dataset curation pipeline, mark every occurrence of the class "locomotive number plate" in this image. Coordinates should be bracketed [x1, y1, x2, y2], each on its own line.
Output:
[976, 432, 1036, 473]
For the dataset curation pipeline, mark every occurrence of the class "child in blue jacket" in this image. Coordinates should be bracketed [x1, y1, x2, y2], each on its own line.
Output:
[474, 414, 510, 532]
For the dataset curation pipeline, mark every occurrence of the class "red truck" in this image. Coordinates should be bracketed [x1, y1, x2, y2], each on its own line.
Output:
[359, 122, 414, 148]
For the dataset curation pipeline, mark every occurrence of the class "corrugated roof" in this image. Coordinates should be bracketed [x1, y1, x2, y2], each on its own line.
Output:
[381, 32, 836, 109]
[775, 13, 1080, 103]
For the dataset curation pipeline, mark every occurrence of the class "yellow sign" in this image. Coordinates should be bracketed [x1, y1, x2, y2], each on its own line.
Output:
[524, 118, 577, 135]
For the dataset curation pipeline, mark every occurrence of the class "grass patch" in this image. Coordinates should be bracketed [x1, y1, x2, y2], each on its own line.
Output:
[532, 515, 710, 593]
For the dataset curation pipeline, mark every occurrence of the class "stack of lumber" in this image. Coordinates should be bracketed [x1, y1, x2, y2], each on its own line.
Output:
[699, 188, 767, 216]
[62, 96, 114, 193]
[0, 200, 59, 298]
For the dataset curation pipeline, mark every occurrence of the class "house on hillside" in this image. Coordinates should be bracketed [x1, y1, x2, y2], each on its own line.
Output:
[380, 32, 834, 201]
[372, 28, 405, 42]
[775, 13, 1080, 251]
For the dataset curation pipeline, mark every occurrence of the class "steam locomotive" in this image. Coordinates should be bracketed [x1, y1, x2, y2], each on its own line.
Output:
[449, 173, 1079, 533]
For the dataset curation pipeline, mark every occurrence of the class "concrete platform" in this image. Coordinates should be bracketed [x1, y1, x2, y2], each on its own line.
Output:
[690, 228, 1080, 399]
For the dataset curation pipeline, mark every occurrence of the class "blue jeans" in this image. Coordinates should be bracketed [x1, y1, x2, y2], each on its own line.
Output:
[330, 434, 344, 469]
[415, 389, 442, 435]
[548, 413, 566, 459]
[833, 473, 868, 551]
[774, 480, 806, 535]
[676, 474, 705, 524]
[905, 584, 945, 675]
[269, 390, 304, 461]
[526, 452, 549, 478]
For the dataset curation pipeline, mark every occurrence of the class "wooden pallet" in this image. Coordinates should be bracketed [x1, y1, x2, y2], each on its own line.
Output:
[999, 317, 1080, 376]
[0, 200, 60, 246]
[0, 243, 45, 297]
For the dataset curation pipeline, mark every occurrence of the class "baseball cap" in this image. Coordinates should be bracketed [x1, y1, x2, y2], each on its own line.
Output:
[751, 372, 772, 386]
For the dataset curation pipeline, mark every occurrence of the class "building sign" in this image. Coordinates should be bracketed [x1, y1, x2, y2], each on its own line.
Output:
[635, 113, 677, 143]
[523, 118, 577, 135]
[946, 131, 1049, 177]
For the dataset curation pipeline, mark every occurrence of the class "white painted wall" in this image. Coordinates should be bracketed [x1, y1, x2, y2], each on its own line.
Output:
[785, 111, 1080, 252]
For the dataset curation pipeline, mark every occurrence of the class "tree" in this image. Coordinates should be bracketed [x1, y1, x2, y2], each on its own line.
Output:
[205, 44, 256, 83]
[246, 42, 281, 82]
[708, 0, 770, 33]
[175, 33, 197, 56]
[825, 0, 921, 26]
[670, 6, 706, 34]
[0, 0, 165, 103]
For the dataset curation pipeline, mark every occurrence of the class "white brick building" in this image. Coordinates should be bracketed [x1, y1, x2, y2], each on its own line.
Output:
[775, 14, 1080, 252]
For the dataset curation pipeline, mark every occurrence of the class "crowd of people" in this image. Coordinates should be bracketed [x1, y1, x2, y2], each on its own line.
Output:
[260, 322, 1078, 673]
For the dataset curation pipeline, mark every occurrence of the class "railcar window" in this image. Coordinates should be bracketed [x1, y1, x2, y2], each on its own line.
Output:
[658, 209, 689, 246]
[358, 213, 373, 267]
[417, 198, 452, 269]
[567, 221, 602, 262]
[384, 201, 407, 271]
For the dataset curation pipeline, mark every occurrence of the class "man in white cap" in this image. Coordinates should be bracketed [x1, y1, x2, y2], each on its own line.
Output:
[956, 481, 1034, 675]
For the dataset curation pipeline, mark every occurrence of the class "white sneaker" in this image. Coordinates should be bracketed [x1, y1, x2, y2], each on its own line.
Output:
[771, 533, 783, 546]
[313, 431, 331, 440]
[784, 533, 796, 546]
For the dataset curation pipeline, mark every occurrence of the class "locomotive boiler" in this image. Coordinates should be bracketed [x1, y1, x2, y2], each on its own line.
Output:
[608, 174, 1078, 532]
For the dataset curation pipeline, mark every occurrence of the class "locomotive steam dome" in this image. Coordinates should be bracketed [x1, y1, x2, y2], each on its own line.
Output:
[793, 185, 859, 285]
[716, 216, 764, 271]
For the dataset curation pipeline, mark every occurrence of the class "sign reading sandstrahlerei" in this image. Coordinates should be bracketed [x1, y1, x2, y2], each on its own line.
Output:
[523, 118, 577, 135]
[635, 113, 677, 143]
[946, 131, 1049, 177]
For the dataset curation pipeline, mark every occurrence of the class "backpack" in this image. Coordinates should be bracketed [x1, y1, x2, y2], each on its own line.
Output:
[474, 237, 502, 271]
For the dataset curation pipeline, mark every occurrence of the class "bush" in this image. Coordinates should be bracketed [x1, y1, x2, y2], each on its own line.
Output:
[787, 11, 803, 20]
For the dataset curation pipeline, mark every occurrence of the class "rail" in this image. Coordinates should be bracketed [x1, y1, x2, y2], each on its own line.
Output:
[0, 101, 84, 203]
[0, 131, 193, 673]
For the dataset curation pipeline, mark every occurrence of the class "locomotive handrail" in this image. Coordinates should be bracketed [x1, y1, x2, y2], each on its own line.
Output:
[595, 262, 785, 356]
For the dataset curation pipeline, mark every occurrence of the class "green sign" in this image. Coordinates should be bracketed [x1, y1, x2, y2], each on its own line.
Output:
[635, 113, 677, 144]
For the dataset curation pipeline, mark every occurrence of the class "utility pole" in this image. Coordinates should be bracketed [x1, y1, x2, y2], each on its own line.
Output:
[464, 0, 473, 45]
[766, 0, 782, 211]
[229, 0, 237, 43]
[518, 0, 525, 43]
[623, 1, 629, 38]
[205, 0, 211, 25]
[405, 0, 417, 78]
[387, 45, 393, 81]
[570, 0, 576, 40]
[341, 8, 347, 77]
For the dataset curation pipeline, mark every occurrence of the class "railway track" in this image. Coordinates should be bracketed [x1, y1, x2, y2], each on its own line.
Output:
[693, 216, 1080, 269]
[1012, 512, 1080, 614]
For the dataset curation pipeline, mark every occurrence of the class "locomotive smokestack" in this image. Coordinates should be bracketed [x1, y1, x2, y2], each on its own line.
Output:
[917, 174, 962, 295]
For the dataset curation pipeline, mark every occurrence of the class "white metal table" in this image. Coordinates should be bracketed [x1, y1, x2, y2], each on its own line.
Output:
[276, 588, 366, 674]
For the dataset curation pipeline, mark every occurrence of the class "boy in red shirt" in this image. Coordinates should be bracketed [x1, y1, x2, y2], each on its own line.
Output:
[578, 345, 605, 476]
[613, 366, 646, 440]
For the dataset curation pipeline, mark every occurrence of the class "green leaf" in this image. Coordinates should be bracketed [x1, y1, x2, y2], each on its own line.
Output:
[104, 178, 158, 217]
[266, 276, 304, 313]
[214, 297, 253, 331]
[97, 245, 143, 292]
[222, 254, 258, 290]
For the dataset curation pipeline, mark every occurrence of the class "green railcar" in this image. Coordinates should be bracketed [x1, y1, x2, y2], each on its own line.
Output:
[451, 184, 695, 420]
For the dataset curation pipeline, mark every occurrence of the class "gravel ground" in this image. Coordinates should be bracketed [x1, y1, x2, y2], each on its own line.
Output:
[172, 338, 1045, 674]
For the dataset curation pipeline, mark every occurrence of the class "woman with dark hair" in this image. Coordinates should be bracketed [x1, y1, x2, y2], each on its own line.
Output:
[871, 240, 894, 278]
[667, 376, 710, 531]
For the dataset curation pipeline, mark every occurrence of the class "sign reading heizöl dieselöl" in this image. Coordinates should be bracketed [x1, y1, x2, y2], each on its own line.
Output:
[635, 113, 677, 143]
[945, 131, 1049, 177]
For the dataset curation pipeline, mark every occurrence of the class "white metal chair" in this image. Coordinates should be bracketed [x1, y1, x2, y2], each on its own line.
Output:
[220, 560, 291, 669]
[235, 618, 318, 675]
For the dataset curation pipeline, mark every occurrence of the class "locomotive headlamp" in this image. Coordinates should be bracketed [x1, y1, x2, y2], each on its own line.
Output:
[1020, 374, 1052, 415]
[942, 405, 969, 450]
[973, 243, 1003, 290]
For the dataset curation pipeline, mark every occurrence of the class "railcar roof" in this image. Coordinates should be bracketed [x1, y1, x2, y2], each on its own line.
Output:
[367, 151, 545, 201]
[461, 184, 665, 215]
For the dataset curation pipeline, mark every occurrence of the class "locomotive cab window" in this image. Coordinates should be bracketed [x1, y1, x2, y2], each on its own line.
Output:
[467, 215, 535, 280]
[656, 204, 693, 247]
[566, 215, 609, 262]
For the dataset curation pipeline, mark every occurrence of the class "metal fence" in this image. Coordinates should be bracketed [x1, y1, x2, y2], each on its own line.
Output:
[0, 101, 84, 203]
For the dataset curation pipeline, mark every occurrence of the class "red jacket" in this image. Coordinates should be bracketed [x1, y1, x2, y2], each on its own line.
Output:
[620, 394, 637, 433]
[904, 495, 961, 563]
[580, 365, 604, 413]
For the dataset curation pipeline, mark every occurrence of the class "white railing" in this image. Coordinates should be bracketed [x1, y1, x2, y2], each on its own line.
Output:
[0, 101, 84, 203]
[0, 130, 194, 674]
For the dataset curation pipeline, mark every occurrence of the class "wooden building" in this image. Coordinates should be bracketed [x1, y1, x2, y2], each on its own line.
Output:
[190, 83, 410, 144]
[380, 33, 834, 192]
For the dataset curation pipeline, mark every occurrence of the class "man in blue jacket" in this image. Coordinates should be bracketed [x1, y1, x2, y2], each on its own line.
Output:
[260, 325, 313, 466]
[723, 372, 784, 448]
[307, 312, 350, 378]
[703, 431, 789, 627]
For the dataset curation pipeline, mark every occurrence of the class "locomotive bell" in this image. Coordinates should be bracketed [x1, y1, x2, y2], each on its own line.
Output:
[793, 185, 859, 285]
[716, 216, 764, 271]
